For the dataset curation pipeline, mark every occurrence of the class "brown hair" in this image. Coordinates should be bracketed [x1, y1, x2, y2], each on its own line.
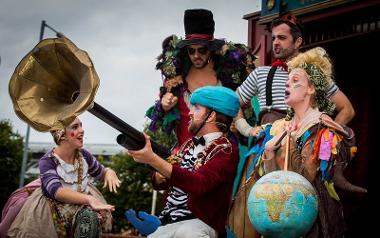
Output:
[270, 16, 303, 42]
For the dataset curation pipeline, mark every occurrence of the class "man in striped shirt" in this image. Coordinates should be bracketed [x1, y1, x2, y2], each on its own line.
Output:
[235, 15, 355, 137]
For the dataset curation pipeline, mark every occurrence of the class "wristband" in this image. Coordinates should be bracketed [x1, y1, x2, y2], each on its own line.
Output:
[235, 118, 253, 137]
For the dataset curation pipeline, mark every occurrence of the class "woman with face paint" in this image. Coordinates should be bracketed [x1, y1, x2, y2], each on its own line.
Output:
[236, 47, 366, 238]
[7, 117, 121, 238]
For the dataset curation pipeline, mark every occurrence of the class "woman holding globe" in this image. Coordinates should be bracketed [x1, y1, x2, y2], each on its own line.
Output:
[260, 47, 366, 237]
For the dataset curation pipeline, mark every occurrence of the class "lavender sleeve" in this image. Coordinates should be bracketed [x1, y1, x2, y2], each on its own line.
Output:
[81, 149, 105, 180]
[39, 151, 62, 199]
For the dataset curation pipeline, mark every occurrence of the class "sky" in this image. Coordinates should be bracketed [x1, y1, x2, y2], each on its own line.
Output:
[0, 0, 261, 146]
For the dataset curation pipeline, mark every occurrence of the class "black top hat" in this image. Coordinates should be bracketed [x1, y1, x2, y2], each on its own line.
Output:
[177, 9, 225, 50]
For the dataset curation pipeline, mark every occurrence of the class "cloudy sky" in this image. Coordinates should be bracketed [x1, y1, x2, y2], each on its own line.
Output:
[0, 0, 261, 146]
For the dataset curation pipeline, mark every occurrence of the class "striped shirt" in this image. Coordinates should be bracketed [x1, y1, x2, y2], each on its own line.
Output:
[39, 148, 105, 199]
[159, 132, 222, 224]
[237, 66, 339, 111]
[159, 147, 196, 223]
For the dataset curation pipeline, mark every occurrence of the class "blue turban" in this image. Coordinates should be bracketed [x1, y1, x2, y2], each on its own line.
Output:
[190, 86, 240, 118]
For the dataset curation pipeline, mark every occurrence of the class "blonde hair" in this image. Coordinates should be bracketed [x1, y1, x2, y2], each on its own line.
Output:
[287, 47, 335, 115]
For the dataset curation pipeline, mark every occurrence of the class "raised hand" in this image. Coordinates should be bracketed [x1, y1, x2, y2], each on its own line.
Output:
[161, 92, 178, 112]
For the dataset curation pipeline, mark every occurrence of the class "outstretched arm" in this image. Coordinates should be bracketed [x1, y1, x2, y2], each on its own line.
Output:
[55, 187, 114, 211]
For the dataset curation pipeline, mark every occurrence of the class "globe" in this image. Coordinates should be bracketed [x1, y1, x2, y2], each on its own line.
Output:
[247, 170, 318, 238]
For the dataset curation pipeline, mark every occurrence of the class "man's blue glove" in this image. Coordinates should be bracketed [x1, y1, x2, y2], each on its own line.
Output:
[124, 209, 161, 236]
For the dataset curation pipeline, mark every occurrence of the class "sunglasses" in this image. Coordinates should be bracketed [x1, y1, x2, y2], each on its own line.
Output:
[187, 46, 209, 55]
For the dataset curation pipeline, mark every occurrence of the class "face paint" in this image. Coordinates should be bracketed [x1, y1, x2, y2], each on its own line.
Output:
[65, 118, 83, 140]
[293, 83, 304, 89]
[194, 107, 202, 113]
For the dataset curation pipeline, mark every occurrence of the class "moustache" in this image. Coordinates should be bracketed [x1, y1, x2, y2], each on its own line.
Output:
[189, 118, 215, 124]
[190, 118, 203, 121]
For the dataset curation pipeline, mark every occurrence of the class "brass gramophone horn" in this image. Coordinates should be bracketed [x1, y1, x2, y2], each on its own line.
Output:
[9, 37, 170, 158]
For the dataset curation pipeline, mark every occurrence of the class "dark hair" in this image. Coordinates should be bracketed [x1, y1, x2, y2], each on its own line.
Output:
[270, 17, 303, 42]
[216, 113, 233, 133]
[202, 108, 232, 133]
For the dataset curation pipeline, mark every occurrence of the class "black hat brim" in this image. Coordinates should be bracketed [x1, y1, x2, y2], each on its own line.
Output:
[177, 38, 225, 51]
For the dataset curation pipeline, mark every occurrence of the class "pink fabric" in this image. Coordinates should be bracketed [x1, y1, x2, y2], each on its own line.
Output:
[319, 131, 333, 161]
[0, 179, 41, 238]
[185, 33, 214, 41]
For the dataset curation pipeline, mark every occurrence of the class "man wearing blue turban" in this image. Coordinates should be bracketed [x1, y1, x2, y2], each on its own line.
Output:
[128, 86, 240, 237]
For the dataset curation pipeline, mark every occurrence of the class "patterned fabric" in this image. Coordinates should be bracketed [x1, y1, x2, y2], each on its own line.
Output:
[264, 115, 354, 237]
[159, 132, 231, 231]
[54, 152, 89, 193]
[159, 142, 197, 224]
[73, 208, 100, 238]
[50, 129, 65, 145]
[299, 62, 335, 114]
[7, 186, 111, 238]
[230, 113, 354, 237]
[49, 198, 81, 237]
[166, 135, 238, 234]
[159, 151, 197, 225]
[159, 132, 223, 225]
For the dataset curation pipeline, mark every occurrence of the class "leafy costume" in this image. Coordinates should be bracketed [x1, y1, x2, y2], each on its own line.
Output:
[145, 35, 256, 148]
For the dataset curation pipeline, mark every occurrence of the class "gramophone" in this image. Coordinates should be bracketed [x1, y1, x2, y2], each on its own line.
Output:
[9, 37, 170, 158]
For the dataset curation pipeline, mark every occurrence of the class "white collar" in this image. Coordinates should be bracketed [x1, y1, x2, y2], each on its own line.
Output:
[200, 132, 223, 146]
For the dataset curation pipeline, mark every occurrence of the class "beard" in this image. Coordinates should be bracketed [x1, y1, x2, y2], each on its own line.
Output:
[191, 57, 210, 69]
[188, 120, 199, 134]
[188, 117, 203, 134]
[273, 47, 294, 60]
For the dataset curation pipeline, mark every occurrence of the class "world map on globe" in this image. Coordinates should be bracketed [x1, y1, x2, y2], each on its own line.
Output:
[247, 170, 318, 238]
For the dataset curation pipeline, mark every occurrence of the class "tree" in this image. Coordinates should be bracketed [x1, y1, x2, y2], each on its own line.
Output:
[0, 120, 23, 209]
[96, 153, 164, 234]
